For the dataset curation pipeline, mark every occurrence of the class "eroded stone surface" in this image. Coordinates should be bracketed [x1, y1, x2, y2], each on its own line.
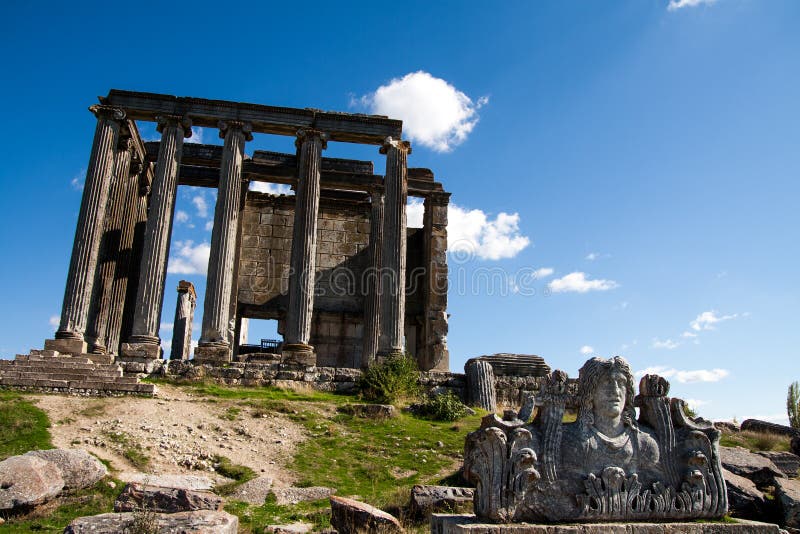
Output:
[720, 446, 785, 486]
[272, 486, 335, 505]
[775, 477, 800, 529]
[722, 468, 767, 519]
[113, 482, 223, 513]
[409, 485, 473, 518]
[0, 455, 64, 511]
[229, 476, 273, 504]
[25, 448, 106, 490]
[64, 509, 238, 533]
[338, 404, 395, 419]
[756, 450, 800, 478]
[329, 495, 403, 533]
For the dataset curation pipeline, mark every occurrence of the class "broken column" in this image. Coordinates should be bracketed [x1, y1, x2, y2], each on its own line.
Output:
[283, 128, 327, 365]
[377, 138, 411, 359]
[361, 187, 384, 368]
[121, 115, 191, 362]
[170, 281, 197, 361]
[195, 121, 252, 363]
[465, 359, 496, 412]
[421, 192, 450, 371]
[46, 105, 125, 355]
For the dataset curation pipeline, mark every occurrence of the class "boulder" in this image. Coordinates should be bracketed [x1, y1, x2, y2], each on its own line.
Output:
[329, 495, 403, 533]
[722, 468, 768, 520]
[64, 510, 238, 533]
[113, 482, 223, 513]
[720, 446, 786, 487]
[742, 419, 800, 438]
[121, 473, 214, 491]
[409, 485, 473, 519]
[338, 404, 395, 419]
[775, 477, 800, 529]
[0, 455, 64, 511]
[756, 450, 800, 478]
[272, 486, 335, 505]
[229, 476, 273, 505]
[25, 449, 106, 490]
[714, 421, 740, 433]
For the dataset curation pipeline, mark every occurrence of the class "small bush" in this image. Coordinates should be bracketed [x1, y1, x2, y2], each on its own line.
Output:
[417, 392, 469, 421]
[358, 353, 420, 404]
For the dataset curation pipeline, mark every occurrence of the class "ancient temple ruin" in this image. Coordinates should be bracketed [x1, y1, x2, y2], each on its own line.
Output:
[43, 90, 450, 372]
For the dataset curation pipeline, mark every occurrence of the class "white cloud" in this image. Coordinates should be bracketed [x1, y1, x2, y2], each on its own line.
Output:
[167, 240, 210, 275]
[70, 169, 86, 191]
[667, 0, 716, 11]
[192, 195, 209, 218]
[185, 127, 204, 144]
[160, 322, 174, 332]
[355, 71, 487, 152]
[635, 366, 729, 383]
[652, 338, 681, 350]
[205, 220, 214, 232]
[533, 267, 554, 279]
[175, 210, 190, 224]
[250, 181, 293, 196]
[580, 345, 594, 355]
[690, 310, 739, 331]
[49, 315, 60, 329]
[408, 198, 530, 260]
[685, 399, 709, 410]
[548, 272, 618, 294]
[681, 331, 698, 338]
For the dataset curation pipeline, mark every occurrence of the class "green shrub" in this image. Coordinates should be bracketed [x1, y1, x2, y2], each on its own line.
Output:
[358, 353, 420, 404]
[417, 392, 470, 421]
[788, 381, 800, 429]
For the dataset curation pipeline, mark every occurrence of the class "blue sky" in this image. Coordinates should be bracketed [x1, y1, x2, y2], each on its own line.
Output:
[1, 0, 798, 423]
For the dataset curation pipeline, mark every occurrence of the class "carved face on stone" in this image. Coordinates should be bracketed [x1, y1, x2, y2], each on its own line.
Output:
[592, 369, 627, 420]
[577, 356, 636, 428]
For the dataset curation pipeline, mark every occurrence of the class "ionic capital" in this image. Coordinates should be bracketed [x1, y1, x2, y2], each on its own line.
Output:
[89, 104, 126, 122]
[379, 136, 412, 156]
[218, 120, 254, 142]
[295, 128, 328, 150]
[155, 114, 193, 137]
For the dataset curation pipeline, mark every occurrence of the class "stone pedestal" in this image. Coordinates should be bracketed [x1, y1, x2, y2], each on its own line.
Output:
[377, 138, 411, 358]
[46, 105, 125, 354]
[280, 343, 317, 367]
[430, 515, 783, 534]
[193, 343, 231, 364]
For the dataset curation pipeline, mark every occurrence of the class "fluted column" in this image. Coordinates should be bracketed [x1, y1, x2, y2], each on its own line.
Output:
[86, 136, 134, 354]
[195, 121, 252, 363]
[377, 137, 411, 358]
[283, 128, 327, 364]
[361, 187, 384, 368]
[171, 281, 197, 360]
[45, 105, 125, 355]
[121, 115, 191, 360]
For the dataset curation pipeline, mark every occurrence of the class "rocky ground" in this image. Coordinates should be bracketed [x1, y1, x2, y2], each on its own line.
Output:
[31, 384, 306, 487]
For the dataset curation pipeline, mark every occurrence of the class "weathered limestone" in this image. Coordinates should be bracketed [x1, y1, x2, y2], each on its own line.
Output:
[114, 482, 223, 513]
[465, 359, 496, 412]
[283, 128, 327, 364]
[121, 115, 191, 360]
[463, 357, 728, 523]
[196, 121, 252, 363]
[720, 446, 786, 487]
[421, 193, 450, 371]
[329, 495, 403, 534]
[46, 105, 125, 355]
[24, 449, 107, 490]
[170, 281, 197, 360]
[410, 485, 473, 519]
[65, 510, 239, 534]
[0, 455, 64, 511]
[378, 138, 411, 358]
[756, 450, 800, 478]
[361, 187, 384, 368]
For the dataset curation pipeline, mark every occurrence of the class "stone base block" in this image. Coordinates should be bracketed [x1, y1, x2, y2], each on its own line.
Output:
[44, 338, 87, 355]
[281, 344, 317, 366]
[430, 515, 784, 534]
[120, 342, 161, 360]
[116, 355, 163, 375]
[194, 344, 231, 364]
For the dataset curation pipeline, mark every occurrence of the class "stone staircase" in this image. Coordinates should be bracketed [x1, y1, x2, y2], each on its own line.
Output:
[0, 350, 156, 396]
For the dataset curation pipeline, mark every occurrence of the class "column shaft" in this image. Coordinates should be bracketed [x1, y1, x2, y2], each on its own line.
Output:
[121, 115, 190, 359]
[284, 129, 327, 360]
[171, 281, 197, 360]
[378, 138, 411, 357]
[47, 105, 125, 355]
[196, 121, 251, 363]
[361, 188, 384, 368]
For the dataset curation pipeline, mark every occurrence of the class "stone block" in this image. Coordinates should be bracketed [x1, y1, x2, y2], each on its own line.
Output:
[64, 510, 238, 534]
[120, 342, 162, 360]
[44, 338, 87, 355]
[194, 344, 231, 364]
[330, 496, 403, 534]
[338, 404, 395, 419]
[720, 446, 786, 486]
[410, 485, 473, 519]
[0, 455, 65, 511]
[114, 483, 223, 513]
[775, 477, 800, 528]
[756, 450, 800, 477]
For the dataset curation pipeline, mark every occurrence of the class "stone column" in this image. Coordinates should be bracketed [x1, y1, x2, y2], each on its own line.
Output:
[119, 169, 151, 347]
[121, 115, 191, 361]
[85, 135, 134, 354]
[46, 105, 125, 355]
[195, 121, 252, 363]
[283, 128, 327, 365]
[361, 187, 384, 368]
[421, 193, 450, 371]
[466, 359, 497, 412]
[377, 137, 411, 358]
[170, 281, 197, 360]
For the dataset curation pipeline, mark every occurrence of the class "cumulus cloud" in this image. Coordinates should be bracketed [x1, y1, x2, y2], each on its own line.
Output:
[185, 126, 204, 144]
[635, 366, 729, 383]
[548, 272, 618, 294]
[652, 338, 681, 350]
[250, 181, 293, 196]
[685, 399, 709, 411]
[690, 310, 739, 331]
[167, 240, 210, 275]
[49, 315, 60, 329]
[175, 210, 190, 224]
[667, 0, 716, 10]
[407, 198, 530, 260]
[355, 71, 488, 152]
[205, 220, 214, 232]
[192, 195, 209, 218]
[681, 331, 698, 338]
[533, 267, 554, 279]
[580, 345, 594, 355]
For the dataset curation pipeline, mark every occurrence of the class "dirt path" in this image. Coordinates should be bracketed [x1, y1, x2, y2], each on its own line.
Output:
[31, 384, 305, 487]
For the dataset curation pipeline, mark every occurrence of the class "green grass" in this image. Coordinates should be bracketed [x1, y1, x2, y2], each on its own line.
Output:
[213, 455, 257, 495]
[101, 429, 151, 470]
[720, 429, 791, 452]
[225, 494, 331, 533]
[0, 391, 53, 460]
[0, 478, 120, 533]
